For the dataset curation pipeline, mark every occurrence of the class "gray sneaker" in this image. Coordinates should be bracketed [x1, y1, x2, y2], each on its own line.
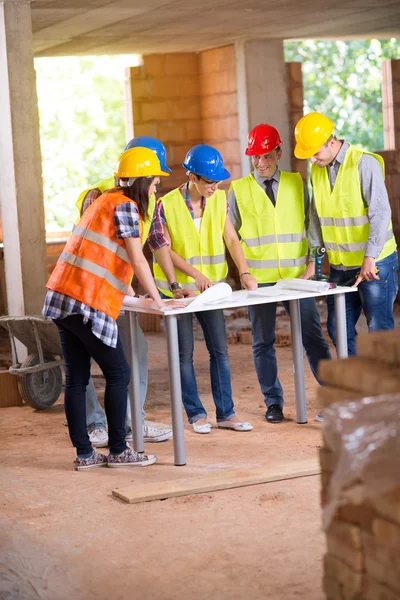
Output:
[107, 446, 156, 468]
[74, 450, 108, 471]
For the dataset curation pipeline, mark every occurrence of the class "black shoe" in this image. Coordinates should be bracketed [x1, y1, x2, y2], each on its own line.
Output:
[265, 404, 284, 423]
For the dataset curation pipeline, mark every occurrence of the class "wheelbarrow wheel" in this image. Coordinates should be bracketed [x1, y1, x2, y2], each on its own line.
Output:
[18, 353, 63, 410]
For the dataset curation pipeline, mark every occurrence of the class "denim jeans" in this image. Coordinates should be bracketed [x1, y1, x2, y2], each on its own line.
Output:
[55, 314, 130, 457]
[177, 309, 236, 423]
[248, 284, 332, 408]
[85, 314, 148, 432]
[327, 251, 399, 356]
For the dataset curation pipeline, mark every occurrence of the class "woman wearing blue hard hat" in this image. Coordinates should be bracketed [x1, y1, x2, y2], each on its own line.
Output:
[150, 144, 257, 434]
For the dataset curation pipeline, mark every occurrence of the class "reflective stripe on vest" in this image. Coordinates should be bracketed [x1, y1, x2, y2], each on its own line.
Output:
[230, 172, 307, 283]
[153, 187, 228, 298]
[47, 191, 138, 320]
[312, 145, 397, 267]
[75, 176, 155, 243]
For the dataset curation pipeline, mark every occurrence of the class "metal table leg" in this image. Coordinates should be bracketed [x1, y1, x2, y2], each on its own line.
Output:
[289, 299, 307, 424]
[165, 314, 186, 466]
[125, 312, 144, 453]
[334, 293, 348, 359]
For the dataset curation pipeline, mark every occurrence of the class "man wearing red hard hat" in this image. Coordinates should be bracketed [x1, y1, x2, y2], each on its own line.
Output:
[228, 124, 331, 423]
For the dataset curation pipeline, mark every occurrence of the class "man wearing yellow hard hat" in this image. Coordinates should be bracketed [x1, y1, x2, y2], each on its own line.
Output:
[294, 112, 398, 356]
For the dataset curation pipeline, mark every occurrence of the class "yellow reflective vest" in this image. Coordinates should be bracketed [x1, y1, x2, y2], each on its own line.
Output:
[311, 145, 396, 267]
[153, 188, 228, 298]
[75, 176, 155, 243]
[230, 172, 308, 283]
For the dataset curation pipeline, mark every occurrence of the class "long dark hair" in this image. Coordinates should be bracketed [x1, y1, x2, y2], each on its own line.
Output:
[112, 177, 153, 222]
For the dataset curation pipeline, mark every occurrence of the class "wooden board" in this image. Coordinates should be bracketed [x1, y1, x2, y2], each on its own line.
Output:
[0, 371, 23, 407]
[112, 459, 320, 504]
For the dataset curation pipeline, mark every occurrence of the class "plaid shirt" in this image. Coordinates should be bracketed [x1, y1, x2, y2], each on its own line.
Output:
[147, 182, 229, 251]
[81, 187, 103, 215]
[43, 200, 141, 348]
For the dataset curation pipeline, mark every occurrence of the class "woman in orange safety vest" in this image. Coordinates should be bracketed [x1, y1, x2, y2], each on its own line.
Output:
[43, 147, 184, 471]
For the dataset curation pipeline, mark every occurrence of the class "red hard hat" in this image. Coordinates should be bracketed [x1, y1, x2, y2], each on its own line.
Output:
[245, 124, 283, 156]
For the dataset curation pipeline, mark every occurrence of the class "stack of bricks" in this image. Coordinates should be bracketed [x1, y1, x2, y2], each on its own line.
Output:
[317, 329, 400, 600]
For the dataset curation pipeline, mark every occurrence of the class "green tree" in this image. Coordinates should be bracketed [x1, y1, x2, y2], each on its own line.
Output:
[284, 38, 400, 150]
[35, 56, 134, 231]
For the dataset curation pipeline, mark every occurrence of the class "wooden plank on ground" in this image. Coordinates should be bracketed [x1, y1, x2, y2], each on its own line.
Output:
[112, 458, 320, 504]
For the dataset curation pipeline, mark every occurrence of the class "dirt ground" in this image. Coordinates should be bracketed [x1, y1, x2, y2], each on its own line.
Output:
[0, 302, 386, 600]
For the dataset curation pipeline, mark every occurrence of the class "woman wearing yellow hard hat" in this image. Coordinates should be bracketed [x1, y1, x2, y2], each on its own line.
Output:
[43, 147, 185, 470]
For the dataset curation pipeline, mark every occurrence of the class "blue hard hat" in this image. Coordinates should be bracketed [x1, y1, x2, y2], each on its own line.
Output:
[182, 144, 230, 181]
[125, 136, 172, 173]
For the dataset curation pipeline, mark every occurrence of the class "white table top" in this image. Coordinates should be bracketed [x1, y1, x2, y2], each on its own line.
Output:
[122, 285, 357, 316]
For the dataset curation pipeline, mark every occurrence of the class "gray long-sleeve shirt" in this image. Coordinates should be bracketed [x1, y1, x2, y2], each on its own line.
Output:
[228, 168, 310, 233]
[308, 140, 392, 271]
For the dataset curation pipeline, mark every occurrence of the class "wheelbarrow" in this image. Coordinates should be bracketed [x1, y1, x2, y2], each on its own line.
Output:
[0, 316, 64, 410]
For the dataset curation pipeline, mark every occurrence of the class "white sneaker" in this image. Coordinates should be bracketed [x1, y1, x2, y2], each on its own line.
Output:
[89, 428, 109, 447]
[315, 413, 324, 423]
[125, 421, 173, 443]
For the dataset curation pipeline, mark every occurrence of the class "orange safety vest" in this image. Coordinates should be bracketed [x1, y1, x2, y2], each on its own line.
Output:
[47, 190, 142, 320]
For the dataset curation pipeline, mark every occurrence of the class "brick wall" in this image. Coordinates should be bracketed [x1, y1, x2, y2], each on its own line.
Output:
[127, 46, 240, 191]
[286, 62, 307, 180]
[199, 45, 241, 188]
[382, 59, 400, 151]
[376, 150, 400, 248]
[127, 53, 202, 195]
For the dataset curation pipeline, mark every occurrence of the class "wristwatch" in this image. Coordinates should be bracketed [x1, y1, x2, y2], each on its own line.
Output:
[169, 281, 183, 292]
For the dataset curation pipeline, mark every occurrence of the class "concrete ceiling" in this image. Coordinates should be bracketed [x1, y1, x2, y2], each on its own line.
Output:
[31, 0, 400, 57]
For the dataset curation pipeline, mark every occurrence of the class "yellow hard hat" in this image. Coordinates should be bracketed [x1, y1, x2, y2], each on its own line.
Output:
[294, 112, 334, 159]
[114, 147, 170, 178]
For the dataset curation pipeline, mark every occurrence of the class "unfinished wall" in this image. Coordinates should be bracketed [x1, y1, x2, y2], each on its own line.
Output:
[286, 62, 307, 181]
[199, 45, 241, 188]
[127, 53, 202, 194]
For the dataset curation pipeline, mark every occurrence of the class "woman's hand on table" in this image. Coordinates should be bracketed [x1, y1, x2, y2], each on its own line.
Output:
[152, 299, 187, 311]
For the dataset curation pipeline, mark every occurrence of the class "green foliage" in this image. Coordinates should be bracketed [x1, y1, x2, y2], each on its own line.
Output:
[35, 56, 134, 231]
[284, 39, 400, 151]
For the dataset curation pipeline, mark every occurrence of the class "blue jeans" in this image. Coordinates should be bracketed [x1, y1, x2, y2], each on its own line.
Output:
[248, 285, 332, 408]
[85, 314, 148, 432]
[327, 251, 399, 356]
[55, 314, 130, 457]
[177, 309, 236, 423]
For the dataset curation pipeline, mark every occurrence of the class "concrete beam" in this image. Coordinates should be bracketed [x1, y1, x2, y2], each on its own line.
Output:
[0, 0, 48, 315]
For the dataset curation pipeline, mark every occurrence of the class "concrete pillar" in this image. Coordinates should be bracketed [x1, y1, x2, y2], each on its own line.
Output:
[235, 39, 292, 174]
[0, 0, 47, 315]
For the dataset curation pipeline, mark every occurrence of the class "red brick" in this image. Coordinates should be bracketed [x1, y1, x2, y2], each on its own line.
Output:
[324, 553, 362, 594]
[151, 75, 200, 99]
[156, 122, 186, 143]
[286, 61, 303, 85]
[362, 575, 400, 600]
[338, 504, 377, 534]
[170, 99, 201, 121]
[143, 54, 166, 77]
[200, 70, 237, 96]
[373, 518, 400, 549]
[327, 537, 364, 571]
[200, 93, 238, 118]
[362, 532, 400, 592]
[132, 123, 158, 138]
[164, 53, 199, 76]
[318, 357, 400, 396]
[184, 120, 203, 141]
[199, 45, 235, 74]
[129, 65, 145, 80]
[356, 330, 400, 366]
[202, 115, 239, 142]
[369, 489, 400, 526]
[239, 330, 252, 344]
[131, 78, 150, 101]
[317, 385, 365, 407]
[288, 86, 304, 110]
